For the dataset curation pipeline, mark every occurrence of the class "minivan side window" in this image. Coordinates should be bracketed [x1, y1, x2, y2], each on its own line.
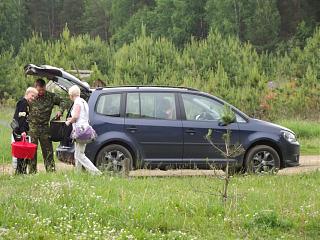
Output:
[96, 94, 121, 117]
[182, 94, 223, 121]
[126, 93, 140, 118]
[126, 92, 177, 120]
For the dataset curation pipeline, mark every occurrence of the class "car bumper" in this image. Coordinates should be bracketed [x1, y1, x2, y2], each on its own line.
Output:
[282, 141, 300, 167]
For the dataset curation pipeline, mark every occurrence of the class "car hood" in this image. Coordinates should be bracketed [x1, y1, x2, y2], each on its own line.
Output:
[251, 118, 294, 134]
[24, 64, 91, 93]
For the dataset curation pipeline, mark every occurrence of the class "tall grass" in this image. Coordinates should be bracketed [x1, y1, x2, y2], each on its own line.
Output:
[277, 120, 320, 138]
[0, 107, 14, 165]
[0, 171, 319, 239]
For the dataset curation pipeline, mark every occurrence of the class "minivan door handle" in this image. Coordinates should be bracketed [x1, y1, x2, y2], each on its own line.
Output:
[185, 128, 196, 135]
[127, 126, 137, 133]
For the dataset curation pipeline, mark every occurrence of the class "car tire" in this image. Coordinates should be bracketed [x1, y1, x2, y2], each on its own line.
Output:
[244, 145, 280, 173]
[96, 144, 133, 172]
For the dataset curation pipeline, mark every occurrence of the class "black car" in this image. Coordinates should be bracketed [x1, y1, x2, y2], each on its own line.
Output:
[25, 64, 300, 173]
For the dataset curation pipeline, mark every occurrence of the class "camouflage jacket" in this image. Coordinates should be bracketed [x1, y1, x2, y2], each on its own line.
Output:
[28, 91, 67, 128]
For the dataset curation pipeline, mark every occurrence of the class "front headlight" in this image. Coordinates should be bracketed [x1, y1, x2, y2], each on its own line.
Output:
[281, 130, 297, 143]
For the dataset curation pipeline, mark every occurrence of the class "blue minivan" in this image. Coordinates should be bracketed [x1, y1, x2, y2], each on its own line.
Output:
[25, 64, 300, 173]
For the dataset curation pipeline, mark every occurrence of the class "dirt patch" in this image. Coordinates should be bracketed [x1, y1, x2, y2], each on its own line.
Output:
[131, 155, 320, 177]
[0, 161, 73, 175]
[0, 155, 319, 176]
[278, 155, 320, 175]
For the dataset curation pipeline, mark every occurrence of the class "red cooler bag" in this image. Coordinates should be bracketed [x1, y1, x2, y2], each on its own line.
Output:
[11, 135, 37, 159]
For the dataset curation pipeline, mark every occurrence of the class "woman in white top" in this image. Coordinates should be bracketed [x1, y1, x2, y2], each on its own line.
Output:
[66, 85, 101, 175]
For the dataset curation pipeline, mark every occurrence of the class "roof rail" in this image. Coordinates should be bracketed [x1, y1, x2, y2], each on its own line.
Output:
[97, 85, 199, 91]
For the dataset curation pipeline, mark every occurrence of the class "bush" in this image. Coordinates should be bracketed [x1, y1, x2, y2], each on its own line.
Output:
[0, 26, 319, 120]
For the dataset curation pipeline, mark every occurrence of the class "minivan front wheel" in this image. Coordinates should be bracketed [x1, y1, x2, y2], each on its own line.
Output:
[96, 144, 133, 172]
[244, 145, 280, 173]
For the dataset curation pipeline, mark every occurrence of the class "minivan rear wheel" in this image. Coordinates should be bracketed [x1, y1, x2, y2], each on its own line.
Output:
[244, 145, 280, 173]
[96, 144, 133, 173]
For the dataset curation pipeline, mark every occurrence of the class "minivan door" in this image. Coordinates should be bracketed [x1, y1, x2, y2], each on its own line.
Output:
[124, 92, 183, 164]
[179, 93, 240, 165]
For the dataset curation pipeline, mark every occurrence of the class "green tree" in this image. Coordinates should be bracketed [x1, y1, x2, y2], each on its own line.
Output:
[152, 0, 207, 46]
[245, 0, 280, 51]
[0, 0, 29, 52]
[59, 0, 85, 35]
[111, 8, 154, 46]
[25, 0, 64, 39]
[205, 0, 245, 39]
[113, 26, 180, 85]
[0, 50, 16, 99]
[82, 0, 112, 40]
[206, 0, 280, 51]
[111, 0, 155, 33]
[113, 0, 207, 48]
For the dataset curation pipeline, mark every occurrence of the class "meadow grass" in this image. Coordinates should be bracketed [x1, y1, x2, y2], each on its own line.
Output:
[0, 107, 14, 165]
[0, 171, 319, 239]
[276, 120, 320, 138]
[0, 107, 319, 239]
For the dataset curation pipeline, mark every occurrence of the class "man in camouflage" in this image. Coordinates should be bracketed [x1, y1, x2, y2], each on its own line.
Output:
[28, 78, 66, 173]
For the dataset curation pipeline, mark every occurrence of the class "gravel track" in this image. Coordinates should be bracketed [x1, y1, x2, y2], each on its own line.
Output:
[1, 155, 319, 176]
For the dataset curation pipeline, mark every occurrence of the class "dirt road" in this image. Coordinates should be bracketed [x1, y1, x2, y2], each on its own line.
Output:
[1, 155, 319, 176]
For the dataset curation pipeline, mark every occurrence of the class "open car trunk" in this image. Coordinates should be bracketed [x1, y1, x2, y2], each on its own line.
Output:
[24, 64, 91, 100]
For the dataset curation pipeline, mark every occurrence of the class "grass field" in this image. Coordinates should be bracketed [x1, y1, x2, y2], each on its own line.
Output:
[0, 171, 319, 239]
[0, 107, 318, 165]
[0, 107, 15, 165]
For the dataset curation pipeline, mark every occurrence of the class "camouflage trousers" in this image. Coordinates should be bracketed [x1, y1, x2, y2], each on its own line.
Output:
[28, 126, 55, 173]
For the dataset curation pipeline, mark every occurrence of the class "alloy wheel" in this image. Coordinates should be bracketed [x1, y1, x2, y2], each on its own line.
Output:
[102, 150, 126, 171]
[251, 150, 276, 173]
